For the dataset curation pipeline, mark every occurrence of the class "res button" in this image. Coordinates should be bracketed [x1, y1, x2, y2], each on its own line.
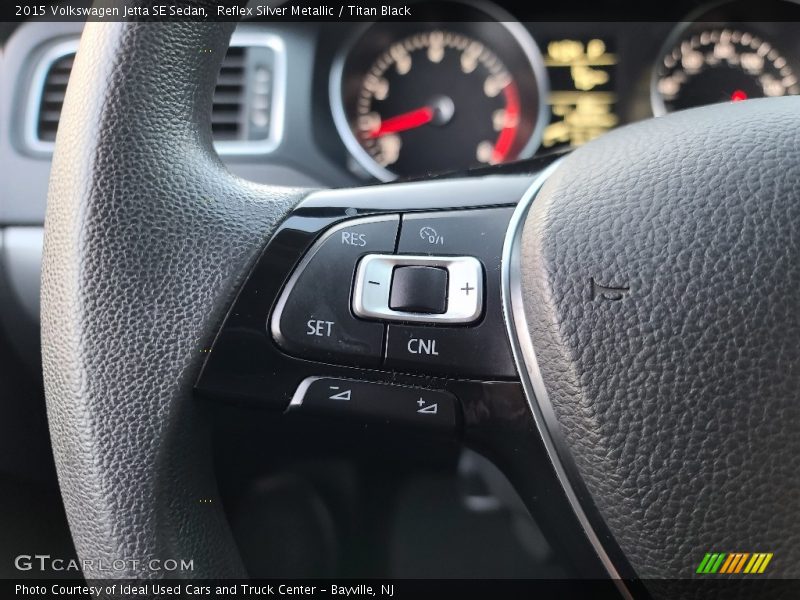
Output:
[270, 216, 399, 367]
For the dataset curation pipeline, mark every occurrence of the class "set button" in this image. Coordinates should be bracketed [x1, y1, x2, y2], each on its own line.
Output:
[270, 216, 399, 367]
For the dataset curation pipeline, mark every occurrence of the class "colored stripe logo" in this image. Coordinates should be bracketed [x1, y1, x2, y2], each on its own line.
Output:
[696, 552, 773, 574]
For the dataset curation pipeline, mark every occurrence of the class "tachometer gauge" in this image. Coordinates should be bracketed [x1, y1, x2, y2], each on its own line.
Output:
[331, 3, 548, 181]
[652, 27, 800, 115]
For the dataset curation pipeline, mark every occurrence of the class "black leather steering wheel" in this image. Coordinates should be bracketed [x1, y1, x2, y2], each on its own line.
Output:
[42, 15, 800, 594]
[42, 21, 305, 579]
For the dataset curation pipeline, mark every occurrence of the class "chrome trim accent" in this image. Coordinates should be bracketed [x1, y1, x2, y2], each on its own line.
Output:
[500, 161, 633, 598]
[22, 37, 79, 155]
[23, 31, 286, 156]
[352, 254, 483, 324]
[649, 20, 693, 118]
[648, 1, 764, 118]
[215, 31, 287, 156]
[269, 215, 398, 347]
[328, 0, 550, 182]
[288, 376, 322, 408]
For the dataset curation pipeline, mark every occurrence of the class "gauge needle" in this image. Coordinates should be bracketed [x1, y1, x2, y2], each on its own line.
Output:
[730, 89, 748, 102]
[368, 106, 435, 138]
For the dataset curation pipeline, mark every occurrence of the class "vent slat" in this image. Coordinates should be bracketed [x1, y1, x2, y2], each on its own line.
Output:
[209, 112, 242, 124]
[44, 75, 70, 86]
[213, 92, 245, 104]
[39, 109, 63, 121]
[41, 98, 65, 109]
[216, 74, 245, 86]
[220, 57, 246, 69]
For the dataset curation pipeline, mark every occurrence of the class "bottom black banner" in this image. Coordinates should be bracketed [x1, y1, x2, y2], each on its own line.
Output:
[6, 579, 800, 600]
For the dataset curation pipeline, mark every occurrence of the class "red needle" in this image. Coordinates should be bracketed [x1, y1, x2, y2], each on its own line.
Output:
[730, 89, 748, 102]
[368, 106, 434, 138]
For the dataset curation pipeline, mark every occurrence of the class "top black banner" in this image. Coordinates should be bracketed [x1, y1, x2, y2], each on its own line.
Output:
[6, 0, 800, 23]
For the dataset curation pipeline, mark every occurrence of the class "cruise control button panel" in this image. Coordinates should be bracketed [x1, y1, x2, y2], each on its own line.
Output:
[269, 207, 516, 379]
[198, 177, 542, 416]
[270, 216, 399, 367]
[287, 377, 458, 432]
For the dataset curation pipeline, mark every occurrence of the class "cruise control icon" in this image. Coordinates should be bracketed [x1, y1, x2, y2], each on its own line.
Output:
[419, 226, 444, 245]
[328, 386, 352, 401]
[417, 398, 438, 414]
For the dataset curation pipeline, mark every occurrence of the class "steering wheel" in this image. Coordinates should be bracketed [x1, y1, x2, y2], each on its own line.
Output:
[41, 17, 800, 594]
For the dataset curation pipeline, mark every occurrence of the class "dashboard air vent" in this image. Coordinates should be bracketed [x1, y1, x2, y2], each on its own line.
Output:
[211, 45, 246, 141]
[28, 34, 284, 154]
[36, 52, 73, 143]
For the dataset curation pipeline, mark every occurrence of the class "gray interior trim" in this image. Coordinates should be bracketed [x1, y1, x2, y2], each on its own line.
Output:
[1, 226, 43, 323]
[500, 161, 633, 598]
[288, 376, 322, 407]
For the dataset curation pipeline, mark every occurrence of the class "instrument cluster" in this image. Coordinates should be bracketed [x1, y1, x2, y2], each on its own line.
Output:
[329, 0, 800, 181]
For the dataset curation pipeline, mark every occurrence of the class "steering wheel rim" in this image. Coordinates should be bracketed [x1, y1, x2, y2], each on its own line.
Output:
[507, 96, 800, 587]
[42, 20, 307, 578]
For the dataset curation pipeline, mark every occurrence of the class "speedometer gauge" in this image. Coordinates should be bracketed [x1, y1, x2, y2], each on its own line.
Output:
[653, 27, 800, 115]
[356, 31, 526, 173]
[331, 3, 548, 181]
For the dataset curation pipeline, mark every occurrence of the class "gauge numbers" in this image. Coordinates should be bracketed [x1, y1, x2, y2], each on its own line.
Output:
[654, 28, 800, 115]
[354, 30, 525, 174]
[333, 13, 547, 182]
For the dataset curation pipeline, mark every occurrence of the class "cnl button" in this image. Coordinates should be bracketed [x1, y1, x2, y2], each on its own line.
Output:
[385, 325, 517, 379]
[406, 337, 440, 355]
